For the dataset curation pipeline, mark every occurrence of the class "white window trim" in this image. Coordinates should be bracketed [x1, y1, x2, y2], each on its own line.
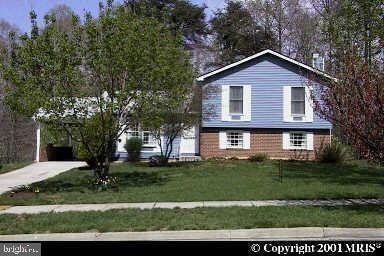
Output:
[221, 85, 251, 122]
[283, 85, 313, 123]
[282, 131, 314, 150]
[127, 129, 157, 148]
[226, 130, 244, 149]
[289, 131, 307, 150]
[219, 130, 251, 150]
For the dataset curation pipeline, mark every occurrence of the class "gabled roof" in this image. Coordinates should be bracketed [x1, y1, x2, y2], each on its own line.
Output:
[196, 49, 336, 82]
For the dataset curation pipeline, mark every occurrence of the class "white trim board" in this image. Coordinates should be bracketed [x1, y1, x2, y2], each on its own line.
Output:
[197, 49, 336, 82]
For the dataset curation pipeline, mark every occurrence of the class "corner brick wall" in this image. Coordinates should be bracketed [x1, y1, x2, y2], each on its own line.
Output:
[39, 145, 48, 162]
[200, 128, 331, 160]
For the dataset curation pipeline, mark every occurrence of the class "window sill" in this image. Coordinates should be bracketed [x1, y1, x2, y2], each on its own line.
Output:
[142, 145, 157, 148]
[285, 148, 311, 151]
[283, 120, 312, 123]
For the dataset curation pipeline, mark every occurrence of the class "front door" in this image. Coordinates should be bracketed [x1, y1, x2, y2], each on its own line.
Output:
[179, 127, 197, 155]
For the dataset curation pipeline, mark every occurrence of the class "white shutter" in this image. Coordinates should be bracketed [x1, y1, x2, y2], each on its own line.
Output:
[243, 85, 252, 121]
[283, 86, 292, 122]
[118, 132, 127, 152]
[304, 86, 314, 122]
[282, 132, 290, 150]
[219, 131, 227, 149]
[306, 132, 314, 150]
[243, 131, 250, 149]
[221, 85, 230, 121]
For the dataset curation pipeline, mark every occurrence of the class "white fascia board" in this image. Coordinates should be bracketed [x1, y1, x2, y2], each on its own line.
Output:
[197, 49, 337, 82]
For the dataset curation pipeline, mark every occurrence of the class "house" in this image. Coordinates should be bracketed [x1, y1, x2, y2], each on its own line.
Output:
[197, 49, 332, 160]
[115, 126, 199, 161]
[34, 49, 333, 162]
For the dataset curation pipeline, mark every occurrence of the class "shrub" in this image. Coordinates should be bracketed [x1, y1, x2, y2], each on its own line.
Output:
[249, 153, 269, 162]
[316, 140, 348, 163]
[76, 143, 97, 168]
[124, 137, 143, 162]
[148, 155, 168, 167]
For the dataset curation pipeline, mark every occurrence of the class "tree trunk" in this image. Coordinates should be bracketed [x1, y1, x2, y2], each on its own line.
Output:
[94, 156, 110, 181]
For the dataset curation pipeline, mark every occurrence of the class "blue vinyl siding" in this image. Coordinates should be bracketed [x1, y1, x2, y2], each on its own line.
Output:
[201, 54, 332, 129]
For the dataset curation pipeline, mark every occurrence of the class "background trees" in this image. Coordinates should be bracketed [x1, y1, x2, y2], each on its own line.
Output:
[0, 19, 37, 164]
[313, 0, 383, 67]
[209, 0, 276, 66]
[124, 0, 208, 44]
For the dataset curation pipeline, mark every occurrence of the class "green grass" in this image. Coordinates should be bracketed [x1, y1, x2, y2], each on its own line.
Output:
[0, 161, 33, 175]
[1, 206, 384, 235]
[0, 159, 383, 206]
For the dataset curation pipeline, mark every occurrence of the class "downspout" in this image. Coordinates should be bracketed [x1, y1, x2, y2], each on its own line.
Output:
[329, 128, 332, 144]
[35, 121, 41, 162]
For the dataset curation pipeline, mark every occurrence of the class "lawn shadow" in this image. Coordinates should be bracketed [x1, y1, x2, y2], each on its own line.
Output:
[114, 171, 169, 187]
[27, 180, 79, 193]
[12, 167, 170, 194]
[318, 205, 384, 215]
[280, 160, 384, 186]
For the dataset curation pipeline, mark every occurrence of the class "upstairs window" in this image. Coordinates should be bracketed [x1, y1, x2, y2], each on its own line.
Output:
[226, 131, 244, 148]
[291, 87, 305, 116]
[229, 86, 243, 114]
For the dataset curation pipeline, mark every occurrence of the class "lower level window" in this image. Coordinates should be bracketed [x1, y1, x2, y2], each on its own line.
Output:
[289, 132, 307, 149]
[128, 129, 155, 147]
[226, 132, 244, 148]
[142, 131, 152, 145]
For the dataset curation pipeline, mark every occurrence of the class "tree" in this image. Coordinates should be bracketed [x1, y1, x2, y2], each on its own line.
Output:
[312, 57, 384, 165]
[124, 0, 208, 44]
[245, 0, 301, 52]
[143, 96, 198, 165]
[210, 0, 276, 66]
[45, 4, 77, 33]
[286, 6, 323, 64]
[245, 0, 323, 65]
[312, 0, 383, 68]
[1, 1, 194, 180]
[0, 20, 37, 164]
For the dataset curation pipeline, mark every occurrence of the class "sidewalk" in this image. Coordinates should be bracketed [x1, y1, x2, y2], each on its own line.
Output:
[0, 161, 85, 195]
[1, 198, 383, 215]
[0, 228, 384, 241]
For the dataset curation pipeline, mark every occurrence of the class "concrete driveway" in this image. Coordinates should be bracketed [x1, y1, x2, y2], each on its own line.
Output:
[0, 161, 86, 195]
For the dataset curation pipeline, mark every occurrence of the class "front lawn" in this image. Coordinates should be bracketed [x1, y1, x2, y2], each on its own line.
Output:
[0, 161, 33, 175]
[0, 160, 383, 205]
[1, 206, 384, 235]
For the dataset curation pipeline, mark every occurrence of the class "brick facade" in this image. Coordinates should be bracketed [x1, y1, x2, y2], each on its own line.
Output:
[200, 128, 331, 160]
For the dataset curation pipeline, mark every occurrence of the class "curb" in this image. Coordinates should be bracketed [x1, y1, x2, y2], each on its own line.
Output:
[0, 228, 384, 241]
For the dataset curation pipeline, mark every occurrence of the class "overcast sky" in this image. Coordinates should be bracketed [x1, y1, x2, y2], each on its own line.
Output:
[0, 0, 226, 33]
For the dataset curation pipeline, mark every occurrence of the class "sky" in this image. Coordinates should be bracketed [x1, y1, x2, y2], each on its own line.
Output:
[0, 0, 226, 33]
